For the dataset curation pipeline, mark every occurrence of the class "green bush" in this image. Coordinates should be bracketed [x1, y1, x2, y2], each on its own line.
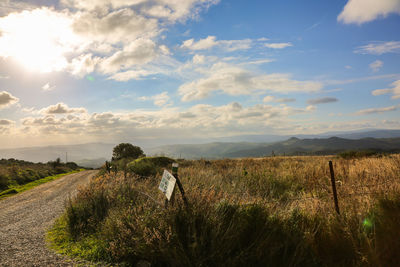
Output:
[127, 160, 157, 177]
[127, 157, 175, 177]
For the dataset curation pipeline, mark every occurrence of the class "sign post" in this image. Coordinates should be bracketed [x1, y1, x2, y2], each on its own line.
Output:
[329, 161, 340, 215]
[172, 163, 188, 206]
[158, 163, 188, 207]
[159, 170, 177, 201]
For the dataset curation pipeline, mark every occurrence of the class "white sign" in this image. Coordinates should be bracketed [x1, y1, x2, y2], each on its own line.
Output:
[159, 170, 176, 200]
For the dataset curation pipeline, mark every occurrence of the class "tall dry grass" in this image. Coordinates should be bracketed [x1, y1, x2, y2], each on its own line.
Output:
[49, 154, 400, 266]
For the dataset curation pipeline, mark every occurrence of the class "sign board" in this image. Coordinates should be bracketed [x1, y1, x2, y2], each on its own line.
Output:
[159, 170, 176, 200]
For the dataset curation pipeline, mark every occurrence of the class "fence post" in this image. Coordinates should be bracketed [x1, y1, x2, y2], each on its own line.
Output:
[329, 161, 340, 215]
[172, 163, 188, 206]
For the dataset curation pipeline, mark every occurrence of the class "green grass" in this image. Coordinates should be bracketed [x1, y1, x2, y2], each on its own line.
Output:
[0, 169, 84, 200]
[47, 216, 109, 262]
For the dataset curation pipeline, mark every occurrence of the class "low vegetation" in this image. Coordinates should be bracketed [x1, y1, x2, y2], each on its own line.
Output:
[0, 158, 81, 195]
[48, 148, 400, 266]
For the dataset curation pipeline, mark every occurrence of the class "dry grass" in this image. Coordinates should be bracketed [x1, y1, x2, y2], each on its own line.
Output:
[48, 154, 400, 266]
[179, 155, 400, 216]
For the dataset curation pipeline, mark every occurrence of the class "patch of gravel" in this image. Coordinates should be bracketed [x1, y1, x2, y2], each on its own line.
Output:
[0, 170, 99, 266]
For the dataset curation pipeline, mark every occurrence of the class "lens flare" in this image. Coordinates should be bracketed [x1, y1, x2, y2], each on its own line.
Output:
[363, 218, 373, 228]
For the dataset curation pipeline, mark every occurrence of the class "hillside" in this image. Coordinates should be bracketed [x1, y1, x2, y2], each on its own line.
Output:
[149, 137, 400, 159]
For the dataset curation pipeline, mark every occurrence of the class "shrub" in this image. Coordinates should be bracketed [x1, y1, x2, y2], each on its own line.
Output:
[127, 157, 175, 177]
[127, 159, 157, 177]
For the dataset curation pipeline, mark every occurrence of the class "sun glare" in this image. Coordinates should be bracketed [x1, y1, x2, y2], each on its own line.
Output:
[0, 8, 80, 73]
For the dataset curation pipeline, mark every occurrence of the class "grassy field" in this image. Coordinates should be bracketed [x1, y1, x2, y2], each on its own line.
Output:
[48, 154, 400, 266]
[0, 158, 80, 194]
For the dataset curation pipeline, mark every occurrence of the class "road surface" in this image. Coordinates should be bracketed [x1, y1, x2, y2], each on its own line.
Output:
[0, 170, 97, 266]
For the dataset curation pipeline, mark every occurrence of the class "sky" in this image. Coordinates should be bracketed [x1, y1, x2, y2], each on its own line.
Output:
[0, 0, 399, 148]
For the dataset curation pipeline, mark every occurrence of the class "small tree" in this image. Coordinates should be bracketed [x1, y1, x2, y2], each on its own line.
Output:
[112, 143, 144, 161]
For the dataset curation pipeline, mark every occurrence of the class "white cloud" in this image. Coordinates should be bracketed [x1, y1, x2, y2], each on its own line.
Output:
[356, 105, 398, 115]
[40, 103, 87, 114]
[61, 0, 147, 10]
[181, 36, 252, 51]
[263, 96, 296, 103]
[16, 101, 314, 143]
[355, 41, 400, 55]
[42, 83, 56, 91]
[338, 0, 400, 24]
[108, 70, 156, 81]
[69, 53, 101, 76]
[63, 0, 219, 22]
[139, 91, 171, 107]
[153, 92, 171, 107]
[159, 45, 171, 55]
[72, 8, 159, 44]
[100, 38, 157, 74]
[178, 62, 322, 101]
[263, 96, 275, 102]
[371, 80, 400, 99]
[0, 91, 19, 109]
[369, 60, 383, 72]
[192, 54, 205, 64]
[143, 0, 220, 22]
[264, 42, 292, 49]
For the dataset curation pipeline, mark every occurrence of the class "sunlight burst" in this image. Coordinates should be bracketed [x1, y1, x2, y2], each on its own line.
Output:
[0, 8, 80, 73]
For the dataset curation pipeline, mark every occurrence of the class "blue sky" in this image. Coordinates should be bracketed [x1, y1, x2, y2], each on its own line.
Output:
[0, 0, 399, 148]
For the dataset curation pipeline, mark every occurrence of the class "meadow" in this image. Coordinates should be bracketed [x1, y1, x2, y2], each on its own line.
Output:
[48, 154, 400, 266]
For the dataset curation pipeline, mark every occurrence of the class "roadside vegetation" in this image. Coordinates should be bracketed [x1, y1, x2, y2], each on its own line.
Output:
[0, 158, 81, 197]
[48, 143, 400, 266]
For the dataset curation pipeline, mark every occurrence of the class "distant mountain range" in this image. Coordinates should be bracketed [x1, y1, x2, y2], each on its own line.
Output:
[1, 129, 400, 166]
[148, 135, 400, 159]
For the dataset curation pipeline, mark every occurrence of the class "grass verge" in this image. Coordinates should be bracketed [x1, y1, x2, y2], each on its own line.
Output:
[0, 169, 84, 200]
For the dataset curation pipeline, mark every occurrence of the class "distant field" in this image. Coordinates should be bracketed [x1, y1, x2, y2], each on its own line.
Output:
[49, 154, 400, 266]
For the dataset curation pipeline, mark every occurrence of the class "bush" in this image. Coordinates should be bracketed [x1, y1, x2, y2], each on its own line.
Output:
[127, 157, 175, 177]
[127, 159, 157, 177]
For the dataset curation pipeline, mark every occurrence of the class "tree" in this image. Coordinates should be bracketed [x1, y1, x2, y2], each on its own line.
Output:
[112, 143, 144, 161]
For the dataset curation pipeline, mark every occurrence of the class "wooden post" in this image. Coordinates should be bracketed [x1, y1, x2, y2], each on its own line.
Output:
[329, 161, 340, 215]
[172, 163, 188, 206]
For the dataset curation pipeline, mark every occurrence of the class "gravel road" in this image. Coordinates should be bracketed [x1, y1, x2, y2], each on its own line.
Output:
[0, 170, 97, 266]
